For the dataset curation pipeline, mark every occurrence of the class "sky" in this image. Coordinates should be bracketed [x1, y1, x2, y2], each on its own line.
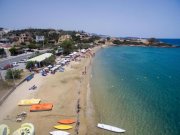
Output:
[0, 0, 180, 38]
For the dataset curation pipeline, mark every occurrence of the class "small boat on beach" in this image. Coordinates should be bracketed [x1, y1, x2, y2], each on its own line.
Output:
[12, 123, 34, 135]
[30, 103, 53, 112]
[54, 125, 72, 130]
[0, 124, 10, 135]
[58, 119, 75, 124]
[18, 99, 41, 106]
[49, 130, 70, 135]
[97, 123, 125, 133]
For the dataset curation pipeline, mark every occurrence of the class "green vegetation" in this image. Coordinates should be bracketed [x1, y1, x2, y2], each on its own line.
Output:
[113, 40, 143, 45]
[60, 39, 94, 55]
[113, 40, 122, 44]
[26, 61, 36, 69]
[28, 44, 38, 49]
[8, 46, 24, 56]
[43, 55, 56, 66]
[61, 40, 75, 55]
[5, 69, 23, 80]
[147, 38, 158, 44]
[77, 43, 91, 49]
[9, 47, 18, 56]
[3, 28, 103, 52]
[0, 48, 5, 55]
[0, 48, 6, 57]
[147, 38, 172, 47]
[7, 28, 100, 44]
[72, 34, 81, 43]
[112, 38, 173, 47]
[8, 29, 82, 45]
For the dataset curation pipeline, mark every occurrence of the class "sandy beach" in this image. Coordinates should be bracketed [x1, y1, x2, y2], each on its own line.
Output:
[0, 46, 100, 135]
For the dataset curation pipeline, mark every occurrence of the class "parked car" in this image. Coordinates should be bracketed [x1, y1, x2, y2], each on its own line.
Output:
[0, 66, 4, 70]
[3, 64, 13, 70]
[12, 62, 19, 67]
[19, 59, 27, 63]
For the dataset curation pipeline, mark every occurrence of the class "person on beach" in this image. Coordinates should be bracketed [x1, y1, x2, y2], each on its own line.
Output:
[29, 67, 32, 72]
[84, 66, 86, 74]
[82, 66, 87, 75]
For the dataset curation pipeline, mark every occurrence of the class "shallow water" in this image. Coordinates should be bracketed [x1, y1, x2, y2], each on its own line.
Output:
[90, 45, 180, 135]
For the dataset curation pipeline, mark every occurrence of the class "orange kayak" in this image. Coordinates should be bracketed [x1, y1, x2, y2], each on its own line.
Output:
[58, 119, 76, 124]
[30, 103, 53, 112]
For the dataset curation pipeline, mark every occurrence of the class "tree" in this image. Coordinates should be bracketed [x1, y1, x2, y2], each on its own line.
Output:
[28, 44, 38, 49]
[61, 40, 74, 55]
[0, 48, 5, 56]
[113, 40, 122, 45]
[88, 36, 100, 43]
[5, 69, 22, 79]
[9, 47, 18, 56]
[48, 33, 59, 41]
[43, 55, 56, 66]
[26, 61, 35, 69]
[72, 34, 81, 43]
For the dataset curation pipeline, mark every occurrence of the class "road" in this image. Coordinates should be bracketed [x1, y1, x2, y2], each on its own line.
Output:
[0, 49, 49, 68]
[0, 53, 33, 68]
[0, 49, 50, 79]
[0, 53, 33, 80]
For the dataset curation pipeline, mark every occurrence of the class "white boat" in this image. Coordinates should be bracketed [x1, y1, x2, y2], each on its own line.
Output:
[97, 123, 125, 133]
[49, 131, 70, 135]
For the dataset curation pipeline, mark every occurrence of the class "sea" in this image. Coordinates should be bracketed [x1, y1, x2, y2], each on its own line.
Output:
[90, 39, 180, 135]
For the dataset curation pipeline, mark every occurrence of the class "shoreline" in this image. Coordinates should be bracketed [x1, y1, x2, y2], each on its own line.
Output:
[110, 44, 179, 48]
[0, 46, 101, 134]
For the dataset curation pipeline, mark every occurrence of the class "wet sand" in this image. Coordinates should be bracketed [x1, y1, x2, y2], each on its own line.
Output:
[0, 47, 99, 135]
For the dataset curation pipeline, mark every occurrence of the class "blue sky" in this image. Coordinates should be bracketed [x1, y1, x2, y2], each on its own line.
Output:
[0, 0, 180, 38]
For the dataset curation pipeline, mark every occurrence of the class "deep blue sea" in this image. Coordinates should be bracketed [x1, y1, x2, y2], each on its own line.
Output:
[90, 39, 180, 135]
[159, 38, 180, 46]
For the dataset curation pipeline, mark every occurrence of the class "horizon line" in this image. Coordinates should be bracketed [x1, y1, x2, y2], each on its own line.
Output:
[1, 26, 180, 39]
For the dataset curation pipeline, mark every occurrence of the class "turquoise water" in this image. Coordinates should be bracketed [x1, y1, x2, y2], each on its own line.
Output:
[91, 45, 180, 135]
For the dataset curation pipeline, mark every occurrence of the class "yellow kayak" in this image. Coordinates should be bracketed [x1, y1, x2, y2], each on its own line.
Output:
[54, 125, 73, 130]
[0, 124, 10, 135]
[18, 99, 41, 106]
[12, 123, 35, 135]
